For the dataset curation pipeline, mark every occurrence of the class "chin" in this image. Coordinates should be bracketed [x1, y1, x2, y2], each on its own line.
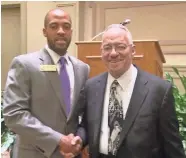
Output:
[109, 64, 122, 70]
[52, 49, 66, 56]
[110, 70, 123, 78]
[55, 44, 66, 49]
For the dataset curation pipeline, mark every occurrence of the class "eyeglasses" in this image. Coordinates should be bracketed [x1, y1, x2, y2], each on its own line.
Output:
[101, 44, 132, 54]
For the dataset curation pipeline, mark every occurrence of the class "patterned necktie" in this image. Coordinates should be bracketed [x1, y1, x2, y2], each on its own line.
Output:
[108, 80, 123, 156]
[59, 57, 71, 115]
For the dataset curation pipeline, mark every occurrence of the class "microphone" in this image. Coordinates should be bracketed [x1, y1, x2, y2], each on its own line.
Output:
[120, 19, 131, 26]
[91, 31, 105, 41]
[91, 19, 131, 41]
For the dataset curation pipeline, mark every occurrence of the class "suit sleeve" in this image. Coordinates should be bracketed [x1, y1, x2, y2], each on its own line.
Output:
[160, 84, 186, 158]
[76, 63, 90, 147]
[76, 85, 88, 148]
[3, 57, 62, 158]
[86, 64, 90, 78]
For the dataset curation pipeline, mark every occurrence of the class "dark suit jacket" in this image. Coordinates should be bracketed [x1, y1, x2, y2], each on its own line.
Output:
[77, 66, 185, 158]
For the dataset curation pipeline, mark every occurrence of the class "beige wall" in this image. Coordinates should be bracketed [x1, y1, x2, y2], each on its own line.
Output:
[26, 1, 56, 53]
[1, 6, 21, 88]
[1, 1, 186, 91]
[83, 1, 186, 91]
[55, 1, 81, 57]
[84, 2, 186, 66]
[1, 1, 81, 56]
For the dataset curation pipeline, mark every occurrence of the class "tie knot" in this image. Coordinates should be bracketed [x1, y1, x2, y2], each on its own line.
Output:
[59, 57, 66, 66]
[110, 80, 119, 92]
[112, 80, 119, 87]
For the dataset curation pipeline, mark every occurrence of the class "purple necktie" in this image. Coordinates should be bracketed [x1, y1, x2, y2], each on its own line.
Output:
[59, 57, 71, 115]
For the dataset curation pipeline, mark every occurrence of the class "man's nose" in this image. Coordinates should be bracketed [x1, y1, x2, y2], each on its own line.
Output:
[110, 48, 118, 57]
[57, 27, 65, 34]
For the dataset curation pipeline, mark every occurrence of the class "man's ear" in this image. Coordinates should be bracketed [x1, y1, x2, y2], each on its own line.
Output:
[132, 44, 136, 56]
[43, 28, 47, 37]
[70, 28, 73, 36]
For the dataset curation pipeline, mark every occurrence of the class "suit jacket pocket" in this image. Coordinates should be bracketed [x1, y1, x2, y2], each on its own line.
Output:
[133, 113, 157, 133]
[135, 113, 157, 125]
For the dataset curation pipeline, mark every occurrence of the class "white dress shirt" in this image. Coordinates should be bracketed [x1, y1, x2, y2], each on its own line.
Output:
[99, 65, 137, 154]
[45, 45, 75, 104]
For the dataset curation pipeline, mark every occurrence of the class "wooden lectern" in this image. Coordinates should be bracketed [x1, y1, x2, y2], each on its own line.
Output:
[76, 40, 166, 158]
[76, 40, 165, 78]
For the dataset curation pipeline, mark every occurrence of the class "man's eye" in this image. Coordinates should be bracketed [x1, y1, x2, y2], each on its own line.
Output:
[50, 25, 57, 29]
[63, 24, 71, 30]
[104, 46, 112, 51]
[117, 45, 127, 50]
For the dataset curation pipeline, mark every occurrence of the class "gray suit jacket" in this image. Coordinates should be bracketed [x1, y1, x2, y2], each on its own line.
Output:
[3, 48, 90, 158]
[78, 66, 185, 158]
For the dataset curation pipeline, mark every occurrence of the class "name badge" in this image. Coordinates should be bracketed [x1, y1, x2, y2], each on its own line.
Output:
[40, 65, 57, 71]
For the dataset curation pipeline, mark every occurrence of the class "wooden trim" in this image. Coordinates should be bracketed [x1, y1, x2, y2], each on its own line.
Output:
[56, 3, 76, 7]
[86, 56, 101, 59]
[163, 65, 186, 72]
[76, 40, 186, 46]
[134, 55, 144, 58]
[76, 40, 160, 44]
[20, 2, 27, 54]
[97, 2, 185, 9]
[86, 55, 144, 59]
[163, 64, 186, 68]
[1, 1, 21, 8]
[163, 65, 186, 79]
[155, 42, 166, 63]
[1, 4, 20, 8]
[160, 40, 186, 46]
[163, 51, 186, 55]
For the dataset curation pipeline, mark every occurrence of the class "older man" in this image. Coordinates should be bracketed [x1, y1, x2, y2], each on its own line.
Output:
[3, 8, 89, 158]
[77, 24, 185, 158]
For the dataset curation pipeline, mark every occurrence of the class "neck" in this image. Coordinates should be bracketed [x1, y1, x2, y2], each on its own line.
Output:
[47, 45, 67, 56]
[55, 51, 66, 56]
[109, 64, 131, 79]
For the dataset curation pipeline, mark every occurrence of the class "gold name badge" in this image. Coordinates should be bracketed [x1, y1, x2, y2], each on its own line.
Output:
[40, 65, 57, 71]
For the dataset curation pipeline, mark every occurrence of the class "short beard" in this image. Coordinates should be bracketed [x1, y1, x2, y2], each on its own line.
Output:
[47, 39, 71, 56]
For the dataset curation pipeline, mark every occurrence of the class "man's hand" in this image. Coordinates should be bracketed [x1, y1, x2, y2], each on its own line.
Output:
[71, 135, 82, 154]
[59, 133, 82, 158]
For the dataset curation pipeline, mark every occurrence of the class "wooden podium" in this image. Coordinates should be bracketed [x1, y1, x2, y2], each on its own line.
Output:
[76, 40, 166, 158]
[76, 40, 166, 78]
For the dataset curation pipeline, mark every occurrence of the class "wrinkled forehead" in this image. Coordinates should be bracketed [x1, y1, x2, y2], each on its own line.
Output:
[102, 27, 129, 44]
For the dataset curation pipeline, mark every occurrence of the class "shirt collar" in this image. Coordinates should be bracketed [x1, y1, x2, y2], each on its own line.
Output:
[108, 64, 136, 91]
[45, 44, 70, 65]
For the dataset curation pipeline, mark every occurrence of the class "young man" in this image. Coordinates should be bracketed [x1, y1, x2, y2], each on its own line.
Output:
[3, 8, 89, 158]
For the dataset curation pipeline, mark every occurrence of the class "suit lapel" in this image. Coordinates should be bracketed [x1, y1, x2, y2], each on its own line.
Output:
[67, 57, 81, 121]
[39, 48, 67, 118]
[93, 73, 108, 148]
[118, 69, 148, 148]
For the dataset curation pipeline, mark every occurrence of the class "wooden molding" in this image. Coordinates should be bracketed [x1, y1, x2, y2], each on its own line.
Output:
[163, 65, 186, 74]
[1, 1, 21, 8]
[56, 3, 76, 7]
[96, 2, 185, 9]
[159, 40, 186, 46]
[163, 51, 186, 55]
[163, 65, 186, 79]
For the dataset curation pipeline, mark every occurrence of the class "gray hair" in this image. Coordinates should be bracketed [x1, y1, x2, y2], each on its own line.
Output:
[102, 24, 133, 45]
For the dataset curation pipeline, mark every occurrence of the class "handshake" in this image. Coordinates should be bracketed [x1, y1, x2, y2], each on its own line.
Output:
[59, 133, 82, 158]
